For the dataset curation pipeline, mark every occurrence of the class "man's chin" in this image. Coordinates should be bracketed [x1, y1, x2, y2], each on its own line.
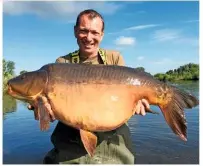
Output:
[81, 45, 96, 51]
[81, 49, 94, 54]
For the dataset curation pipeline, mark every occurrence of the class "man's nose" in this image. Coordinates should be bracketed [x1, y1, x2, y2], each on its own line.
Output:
[86, 32, 93, 41]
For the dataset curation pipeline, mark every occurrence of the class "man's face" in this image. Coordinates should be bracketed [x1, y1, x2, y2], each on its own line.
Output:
[74, 15, 104, 55]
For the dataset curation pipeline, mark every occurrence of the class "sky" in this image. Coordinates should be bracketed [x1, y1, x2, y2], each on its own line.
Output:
[2, 1, 199, 75]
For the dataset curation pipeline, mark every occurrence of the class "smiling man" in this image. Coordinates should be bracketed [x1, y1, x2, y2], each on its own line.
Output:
[75, 11, 104, 58]
[43, 9, 149, 164]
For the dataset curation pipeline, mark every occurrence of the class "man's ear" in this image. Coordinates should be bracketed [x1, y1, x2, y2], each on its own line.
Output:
[74, 26, 77, 38]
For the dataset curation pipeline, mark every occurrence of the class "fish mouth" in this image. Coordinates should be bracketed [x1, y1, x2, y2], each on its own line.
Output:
[7, 85, 34, 101]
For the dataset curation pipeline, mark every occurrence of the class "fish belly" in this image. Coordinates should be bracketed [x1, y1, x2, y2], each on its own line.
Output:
[47, 83, 136, 132]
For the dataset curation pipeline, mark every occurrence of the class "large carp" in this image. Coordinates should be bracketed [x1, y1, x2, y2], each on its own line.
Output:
[7, 63, 199, 156]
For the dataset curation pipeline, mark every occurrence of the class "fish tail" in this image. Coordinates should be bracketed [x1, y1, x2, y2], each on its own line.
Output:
[159, 87, 199, 141]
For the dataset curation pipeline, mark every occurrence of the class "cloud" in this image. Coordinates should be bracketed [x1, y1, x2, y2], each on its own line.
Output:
[137, 56, 144, 60]
[176, 37, 199, 46]
[107, 31, 122, 35]
[3, 1, 123, 21]
[115, 36, 136, 46]
[152, 29, 181, 42]
[181, 19, 199, 23]
[108, 24, 160, 35]
[124, 24, 160, 31]
[152, 28, 198, 46]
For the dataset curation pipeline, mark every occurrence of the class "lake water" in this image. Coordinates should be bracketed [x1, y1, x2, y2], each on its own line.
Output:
[3, 81, 199, 164]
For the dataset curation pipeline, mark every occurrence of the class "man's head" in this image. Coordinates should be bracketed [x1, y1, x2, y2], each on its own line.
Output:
[74, 9, 104, 56]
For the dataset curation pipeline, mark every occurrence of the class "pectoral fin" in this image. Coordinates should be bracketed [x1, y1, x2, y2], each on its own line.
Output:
[80, 129, 97, 157]
[38, 101, 50, 131]
[37, 96, 55, 131]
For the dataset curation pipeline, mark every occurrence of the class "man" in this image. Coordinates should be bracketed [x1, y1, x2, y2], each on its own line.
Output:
[42, 9, 149, 164]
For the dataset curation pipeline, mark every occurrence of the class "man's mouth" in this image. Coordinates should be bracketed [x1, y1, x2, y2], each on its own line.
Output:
[82, 42, 94, 49]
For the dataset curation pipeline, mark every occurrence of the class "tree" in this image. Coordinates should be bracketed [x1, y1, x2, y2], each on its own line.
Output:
[154, 73, 165, 81]
[3, 59, 15, 91]
[166, 70, 173, 75]
[154, 63, 199, 82]
[20, 70, 28, 75]
[3, 59, 15, 77]
[135, 67, 145, 72]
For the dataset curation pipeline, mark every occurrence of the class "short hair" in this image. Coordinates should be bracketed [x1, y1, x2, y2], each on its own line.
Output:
[75, 9, 105, 32]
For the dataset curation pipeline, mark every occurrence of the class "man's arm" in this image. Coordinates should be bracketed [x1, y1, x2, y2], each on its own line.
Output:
[115, 52, 125, 66]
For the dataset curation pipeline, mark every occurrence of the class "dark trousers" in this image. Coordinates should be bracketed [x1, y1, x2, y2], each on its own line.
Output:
[43, 122, 135, 164]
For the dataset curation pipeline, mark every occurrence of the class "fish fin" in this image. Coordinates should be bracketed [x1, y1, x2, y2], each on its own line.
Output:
[172, 87, 199, 109]
[159, 104, 187, 141]
[34, 109, 39, 120]
[38, 102, 50, 131]
[159, 88, 199, 141]
[80, 129, 97, 157]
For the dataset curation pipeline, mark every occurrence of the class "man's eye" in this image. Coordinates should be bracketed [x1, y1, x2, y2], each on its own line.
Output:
[92, 32, 99, 35]
[79, 29, 87, 34]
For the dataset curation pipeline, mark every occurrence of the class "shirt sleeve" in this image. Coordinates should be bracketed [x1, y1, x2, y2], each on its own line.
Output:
[55, 56, 71, 63]
[116, 52, 125, 66]
[105, 49, 126, 66]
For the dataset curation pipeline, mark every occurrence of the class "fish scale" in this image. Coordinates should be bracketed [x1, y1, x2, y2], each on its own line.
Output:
[42, 63, 148, 86]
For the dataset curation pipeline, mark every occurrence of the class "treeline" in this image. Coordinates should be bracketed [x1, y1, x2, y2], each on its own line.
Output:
[154, 63, 199, 81]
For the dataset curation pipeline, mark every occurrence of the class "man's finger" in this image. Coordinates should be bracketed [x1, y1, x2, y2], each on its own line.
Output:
[44, 103, 56, 121]
[140, 104, 146, 116]
[27, 104, 35, 110]
[141, 99, 150, 109]
[134, 100, 141, 115]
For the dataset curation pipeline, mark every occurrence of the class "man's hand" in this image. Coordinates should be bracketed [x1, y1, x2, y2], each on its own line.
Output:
[27, 104, 35, 110]
[27, 104, 39, 120]
[134, 99, 150, 116]
[27, 104, 55, 122]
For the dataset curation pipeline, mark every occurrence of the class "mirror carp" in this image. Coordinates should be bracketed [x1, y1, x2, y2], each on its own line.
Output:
[7, 63, 199, 157]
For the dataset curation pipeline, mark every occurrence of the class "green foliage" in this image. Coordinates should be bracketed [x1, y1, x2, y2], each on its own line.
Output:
[135, 67, 145, 72]
[20, 70, 28, 75]
[3, 59, 15, 91]
[154, 63, 199, 82]
[3, 59, 15, 77]
[154, 73, 165, 80]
